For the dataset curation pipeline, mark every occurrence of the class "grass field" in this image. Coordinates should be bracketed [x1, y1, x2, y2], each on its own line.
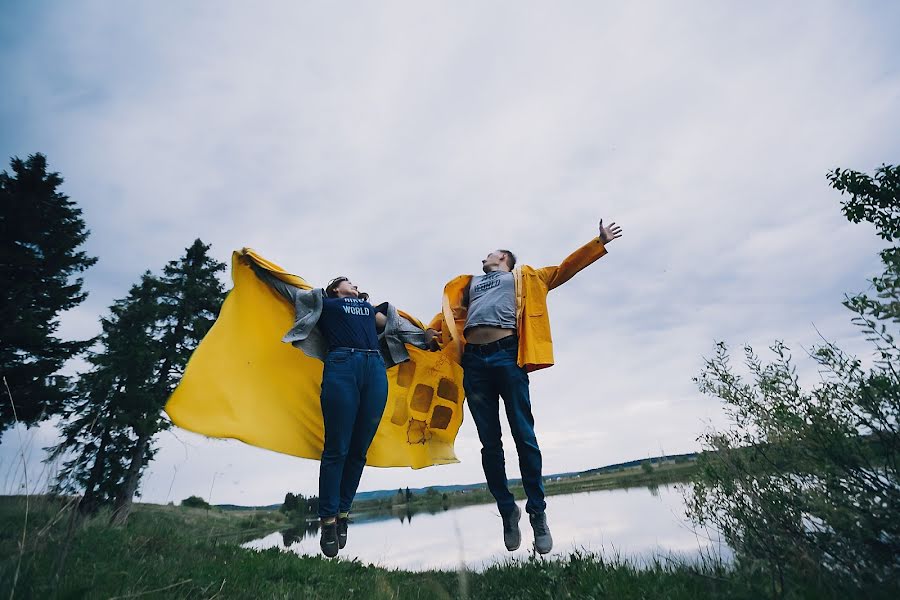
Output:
[1, 494, 886, 600]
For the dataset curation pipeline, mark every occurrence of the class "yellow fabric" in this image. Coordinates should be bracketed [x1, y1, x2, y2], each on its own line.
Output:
[431, 237, 608, 373]
[165, 250, 464, 469]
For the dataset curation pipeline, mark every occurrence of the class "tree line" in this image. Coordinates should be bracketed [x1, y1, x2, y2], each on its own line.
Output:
[1, 153, 225, 523]
[280, 492, 318, 520]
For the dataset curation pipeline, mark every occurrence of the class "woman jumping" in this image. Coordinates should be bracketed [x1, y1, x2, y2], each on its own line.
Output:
[250, 263, 437, 557]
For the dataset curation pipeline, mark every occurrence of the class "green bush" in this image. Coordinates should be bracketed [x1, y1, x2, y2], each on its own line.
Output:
[688, 165, 900, 596]
[180, 495, 210, 509]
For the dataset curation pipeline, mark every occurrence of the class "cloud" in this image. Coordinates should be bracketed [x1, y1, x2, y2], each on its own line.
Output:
[1, 0, 899, 505]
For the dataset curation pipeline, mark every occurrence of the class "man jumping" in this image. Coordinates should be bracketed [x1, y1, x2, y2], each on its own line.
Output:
[432, 219, 623, 554]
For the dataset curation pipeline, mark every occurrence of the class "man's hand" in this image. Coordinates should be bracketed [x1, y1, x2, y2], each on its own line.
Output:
[599, 219, 623, 244]
[424, 328, 442, 351]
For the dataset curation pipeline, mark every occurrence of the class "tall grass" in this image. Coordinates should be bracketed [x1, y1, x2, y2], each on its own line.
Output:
[3, 496, 889, 599]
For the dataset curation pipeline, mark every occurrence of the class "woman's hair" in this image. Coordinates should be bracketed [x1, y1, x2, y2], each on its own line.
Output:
[325, 276, 368, 301]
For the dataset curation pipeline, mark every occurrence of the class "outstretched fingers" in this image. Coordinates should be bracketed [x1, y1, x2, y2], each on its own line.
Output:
[599, 219, 624, 243]
[608, 222, 623, 237]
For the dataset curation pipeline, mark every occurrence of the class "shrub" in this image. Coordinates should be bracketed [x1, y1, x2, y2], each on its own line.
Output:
[180, 495, 210, 510]
[688, 165, 900, 595]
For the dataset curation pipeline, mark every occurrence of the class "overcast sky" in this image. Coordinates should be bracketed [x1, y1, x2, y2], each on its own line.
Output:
[2, 1, 898, 507]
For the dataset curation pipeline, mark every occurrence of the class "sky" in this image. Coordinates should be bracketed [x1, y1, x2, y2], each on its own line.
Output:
[1, 1, 899, 507]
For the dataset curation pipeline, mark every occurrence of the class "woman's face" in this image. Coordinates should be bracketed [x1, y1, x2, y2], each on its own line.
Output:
[332, 279, 360, 299]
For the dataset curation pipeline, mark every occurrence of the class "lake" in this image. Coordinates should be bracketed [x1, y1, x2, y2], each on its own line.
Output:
[243, 483, 731, 572]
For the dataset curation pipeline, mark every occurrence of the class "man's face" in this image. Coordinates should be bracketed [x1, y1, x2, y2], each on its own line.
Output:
[481, 251, 505, 273]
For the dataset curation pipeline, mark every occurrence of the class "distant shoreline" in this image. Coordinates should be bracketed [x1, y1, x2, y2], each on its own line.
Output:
[216, 451, 699, 512]
[349, 458, 699, 515]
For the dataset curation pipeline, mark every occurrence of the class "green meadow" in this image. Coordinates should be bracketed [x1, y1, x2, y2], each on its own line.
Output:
[1, 495, 884, 600]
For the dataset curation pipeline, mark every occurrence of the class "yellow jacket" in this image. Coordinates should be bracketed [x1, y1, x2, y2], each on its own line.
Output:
[431, 237, 608, 372]
[165, 250, 465, 469]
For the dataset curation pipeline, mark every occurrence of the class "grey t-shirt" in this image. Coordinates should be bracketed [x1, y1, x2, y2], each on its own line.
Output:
[465, 271, 517, 332]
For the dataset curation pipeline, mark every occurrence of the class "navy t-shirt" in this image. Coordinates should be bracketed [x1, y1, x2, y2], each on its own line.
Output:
[317, 296, 379, 350]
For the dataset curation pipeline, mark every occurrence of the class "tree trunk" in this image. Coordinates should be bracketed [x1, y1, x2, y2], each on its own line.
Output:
[79, 425, 111, 516]
[109, 430, 150, 525]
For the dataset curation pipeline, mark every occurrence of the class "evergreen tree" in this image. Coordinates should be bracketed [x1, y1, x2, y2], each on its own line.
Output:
[50, 239, 224, 522]
[306, 496, 319, 516]
[281, 492, 299, 513]
[0, 153, 97, 428]
[48, 274, 160, 515]
[111, 239, 225, 523]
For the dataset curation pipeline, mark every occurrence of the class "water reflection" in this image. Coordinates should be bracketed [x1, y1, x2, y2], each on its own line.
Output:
[276, 503, 453, 544]
[245, 484, 730, 572]
[391, 502, 450, 524]
[280, 520, 319, 545]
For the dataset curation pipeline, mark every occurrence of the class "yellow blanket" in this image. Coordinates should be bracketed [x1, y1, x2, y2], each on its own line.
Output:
[164, 250, 464, 468]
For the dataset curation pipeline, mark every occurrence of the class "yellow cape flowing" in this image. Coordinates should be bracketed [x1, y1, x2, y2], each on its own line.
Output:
[164, 250, 464, 468]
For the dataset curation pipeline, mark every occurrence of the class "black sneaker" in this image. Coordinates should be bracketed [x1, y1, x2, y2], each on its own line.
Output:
[337, 516, 349, 549]
[529, 511, 553, 554]
[319, 519, 339, 557]
[501, 505, 522, 551]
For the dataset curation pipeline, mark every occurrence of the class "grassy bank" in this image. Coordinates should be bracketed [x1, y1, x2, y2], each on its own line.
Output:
[1, 495, 886, 599]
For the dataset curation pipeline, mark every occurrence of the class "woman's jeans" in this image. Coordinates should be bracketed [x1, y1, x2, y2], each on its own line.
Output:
[318, 348, 388, 518]
[462, 337, 547, 516]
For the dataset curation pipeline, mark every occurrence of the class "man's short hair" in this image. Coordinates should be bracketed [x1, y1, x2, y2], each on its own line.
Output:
[498, 249, 517, 270]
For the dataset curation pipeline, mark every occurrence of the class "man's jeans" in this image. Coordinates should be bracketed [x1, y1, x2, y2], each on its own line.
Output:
[462, 337, 546, 516]
[318, 348, 388, 518]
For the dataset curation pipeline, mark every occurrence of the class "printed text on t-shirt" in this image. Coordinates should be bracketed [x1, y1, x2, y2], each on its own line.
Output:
[472, 274, 503, 294]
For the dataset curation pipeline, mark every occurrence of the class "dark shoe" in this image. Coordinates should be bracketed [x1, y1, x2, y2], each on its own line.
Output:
[319, 519, 339, 557]
[501, 505, 522, 551]
[337, 516, 349, 549]
[529, 511, 553, 554]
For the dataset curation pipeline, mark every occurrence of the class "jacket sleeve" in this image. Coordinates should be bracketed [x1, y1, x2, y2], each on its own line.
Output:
[536, 237, 608, 290]
[376, 303, 430, 367]
[395, 314, 429, 348]
[249, 261, 302, 304]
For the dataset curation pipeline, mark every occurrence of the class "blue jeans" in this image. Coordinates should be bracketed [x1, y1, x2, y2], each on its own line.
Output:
[462, 337, 546, 516]
[318, 348, 388, 518]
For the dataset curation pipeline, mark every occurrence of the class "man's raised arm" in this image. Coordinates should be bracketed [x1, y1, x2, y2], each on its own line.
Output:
[536, 219, 623, 290]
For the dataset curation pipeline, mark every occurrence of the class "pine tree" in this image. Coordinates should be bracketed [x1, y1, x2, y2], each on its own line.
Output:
[48, 274, 160, 515]
[111, 239, 225, 523]
[50, 240, 224, 522]
[0, 153, 97, 428]
[282, 493, 299, 513]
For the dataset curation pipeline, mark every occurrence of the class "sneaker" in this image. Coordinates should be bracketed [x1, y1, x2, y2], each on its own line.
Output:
[337, 516, 349, 549]
[529, 511, 553, 554]
[319, 519, 339, 557]
[501, 505, 522, 551]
